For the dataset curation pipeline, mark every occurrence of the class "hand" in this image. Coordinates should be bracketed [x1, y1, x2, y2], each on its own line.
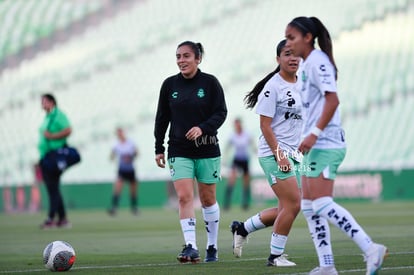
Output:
[185, 126, 203, 141]
[298, 134, 318, 154]
[43, 131, 54, 139]
[155, 154, 166, 168]
[275, 155, 292, 173]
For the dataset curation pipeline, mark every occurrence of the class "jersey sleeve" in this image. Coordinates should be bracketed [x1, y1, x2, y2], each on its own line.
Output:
[198, 76, 227, 134]
[49, 110, 70, 134]
[255, 81, 277, 118]
[311, 58, 337, 95]
[154, 79, 171, 154]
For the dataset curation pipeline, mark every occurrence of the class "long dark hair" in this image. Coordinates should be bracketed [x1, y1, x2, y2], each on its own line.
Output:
[288, 16, 337, 79]
[244, 40, 287, 109]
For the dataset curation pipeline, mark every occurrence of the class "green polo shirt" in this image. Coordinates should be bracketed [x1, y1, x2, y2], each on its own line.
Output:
[38, 107, 71, 159]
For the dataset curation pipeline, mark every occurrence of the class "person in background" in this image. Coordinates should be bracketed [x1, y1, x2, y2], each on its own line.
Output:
[285, 16, 387, 275]
[154, 41, 227, 263]
[108, 127, 139, 216]
[38, 93, 72, 229]
[223, 118, 254, 211]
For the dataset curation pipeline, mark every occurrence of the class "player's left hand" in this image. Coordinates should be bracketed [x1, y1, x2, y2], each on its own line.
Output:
[185, 126, 203, 141]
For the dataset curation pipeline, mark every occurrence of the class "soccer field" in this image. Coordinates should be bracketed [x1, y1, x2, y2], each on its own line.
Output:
[1, 201, 413, 274]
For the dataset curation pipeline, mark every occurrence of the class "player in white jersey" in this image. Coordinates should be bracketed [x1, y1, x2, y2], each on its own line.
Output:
[285, 16, 387, 275]
[108, 127, 139, 216]
[231, 39, 302, 267]
[223, 118, 254, 211]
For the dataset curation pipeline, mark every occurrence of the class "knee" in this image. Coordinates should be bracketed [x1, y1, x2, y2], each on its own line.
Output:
[292, 199, 301, 215]
[199, 194, 216, 208]
[282, 197, 301, 217]
[312, 196, 333, 214]
[200, 198, 216, 208]
[301, 199, 314, 218]
[177, 193, 193, 206]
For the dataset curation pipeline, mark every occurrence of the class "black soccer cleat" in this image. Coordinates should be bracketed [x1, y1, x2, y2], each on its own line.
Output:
[204, 245, 218, 262]
[177, 244, 201, 264]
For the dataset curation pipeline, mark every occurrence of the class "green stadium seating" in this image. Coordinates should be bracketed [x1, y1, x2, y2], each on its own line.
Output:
[0, 0, 412, 184]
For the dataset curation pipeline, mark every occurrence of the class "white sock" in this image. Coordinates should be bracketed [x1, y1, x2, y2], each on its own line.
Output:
[270, 233, 288, 255]
[302, 199, 335, 267]
[180, 218, 197, 250]
[244, 213, 266, 233]
[202, 202, 220, 249]
[313, 196, 373, 253]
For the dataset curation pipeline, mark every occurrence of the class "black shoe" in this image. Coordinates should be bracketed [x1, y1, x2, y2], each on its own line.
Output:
[131, 208, 139, 216]
[56, 219, 72, 229]
[177, 244, 200, 263]
[40, 219, 55, 229]
[204, 245, 218, 262]
[107, 208, 116, 216]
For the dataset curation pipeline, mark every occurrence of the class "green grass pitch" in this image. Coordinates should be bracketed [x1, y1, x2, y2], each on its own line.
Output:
[1, 201, 413, 274]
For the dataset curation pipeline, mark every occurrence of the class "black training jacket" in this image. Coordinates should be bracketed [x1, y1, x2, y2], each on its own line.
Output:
[154, 69, 227, 159]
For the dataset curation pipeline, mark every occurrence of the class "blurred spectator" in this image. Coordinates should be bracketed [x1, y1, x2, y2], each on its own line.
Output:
[108, 127, 140, 216]
[223, 118, 255, 211]
[38, 93, 73, 229]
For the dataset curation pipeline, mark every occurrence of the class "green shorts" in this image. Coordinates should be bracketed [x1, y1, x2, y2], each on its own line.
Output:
[302, 148, 346, 179]
[259, 156, 301, 186]
[168, 157, 221, 184]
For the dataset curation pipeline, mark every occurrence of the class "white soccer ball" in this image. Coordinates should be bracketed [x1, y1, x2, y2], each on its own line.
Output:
[43, 240, 76, 272]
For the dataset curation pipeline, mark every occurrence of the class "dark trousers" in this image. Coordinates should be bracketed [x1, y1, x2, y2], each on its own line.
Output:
[40, 162, 66, 221]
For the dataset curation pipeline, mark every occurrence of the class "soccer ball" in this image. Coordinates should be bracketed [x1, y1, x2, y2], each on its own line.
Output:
[43, 241, 76, 271]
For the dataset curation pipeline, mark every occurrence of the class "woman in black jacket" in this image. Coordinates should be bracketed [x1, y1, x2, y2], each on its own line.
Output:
[154, 41, 227, 264]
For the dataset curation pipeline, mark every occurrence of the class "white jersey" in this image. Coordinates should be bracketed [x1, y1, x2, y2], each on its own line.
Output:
[112, 139, 137, 171]
[300, 49, 346, 149]
[255, 73, 302, 161]
[228, 131, 252, 161]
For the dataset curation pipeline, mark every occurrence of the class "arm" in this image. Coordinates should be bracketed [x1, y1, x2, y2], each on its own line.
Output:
[44, 127, 71, 140]
[315, 92, 339, 130]
[198, 77, 227, 134]
[299, 92, 339, 153]
[154, 81, 171, 155]
[154, 80, 171, 168]
[260, 115, 291, 172]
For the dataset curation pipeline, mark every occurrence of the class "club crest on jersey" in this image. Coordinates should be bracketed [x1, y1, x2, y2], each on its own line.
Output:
[301, 71, 307, 82]
[172, 91, 179, 98]
[197, 88, 205, 98]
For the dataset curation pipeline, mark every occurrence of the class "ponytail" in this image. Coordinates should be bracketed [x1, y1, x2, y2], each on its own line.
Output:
[309, 17, 337, 79]
[244, 39, 287, 109]
[244, 66, 280, 109]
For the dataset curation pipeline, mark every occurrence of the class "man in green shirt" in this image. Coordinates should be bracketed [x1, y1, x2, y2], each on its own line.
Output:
[38, 94, 72, 229]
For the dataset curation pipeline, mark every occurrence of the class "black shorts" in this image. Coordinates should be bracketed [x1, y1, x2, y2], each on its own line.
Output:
[232, 159, 249, 174]
[118, 170, 136, 182]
